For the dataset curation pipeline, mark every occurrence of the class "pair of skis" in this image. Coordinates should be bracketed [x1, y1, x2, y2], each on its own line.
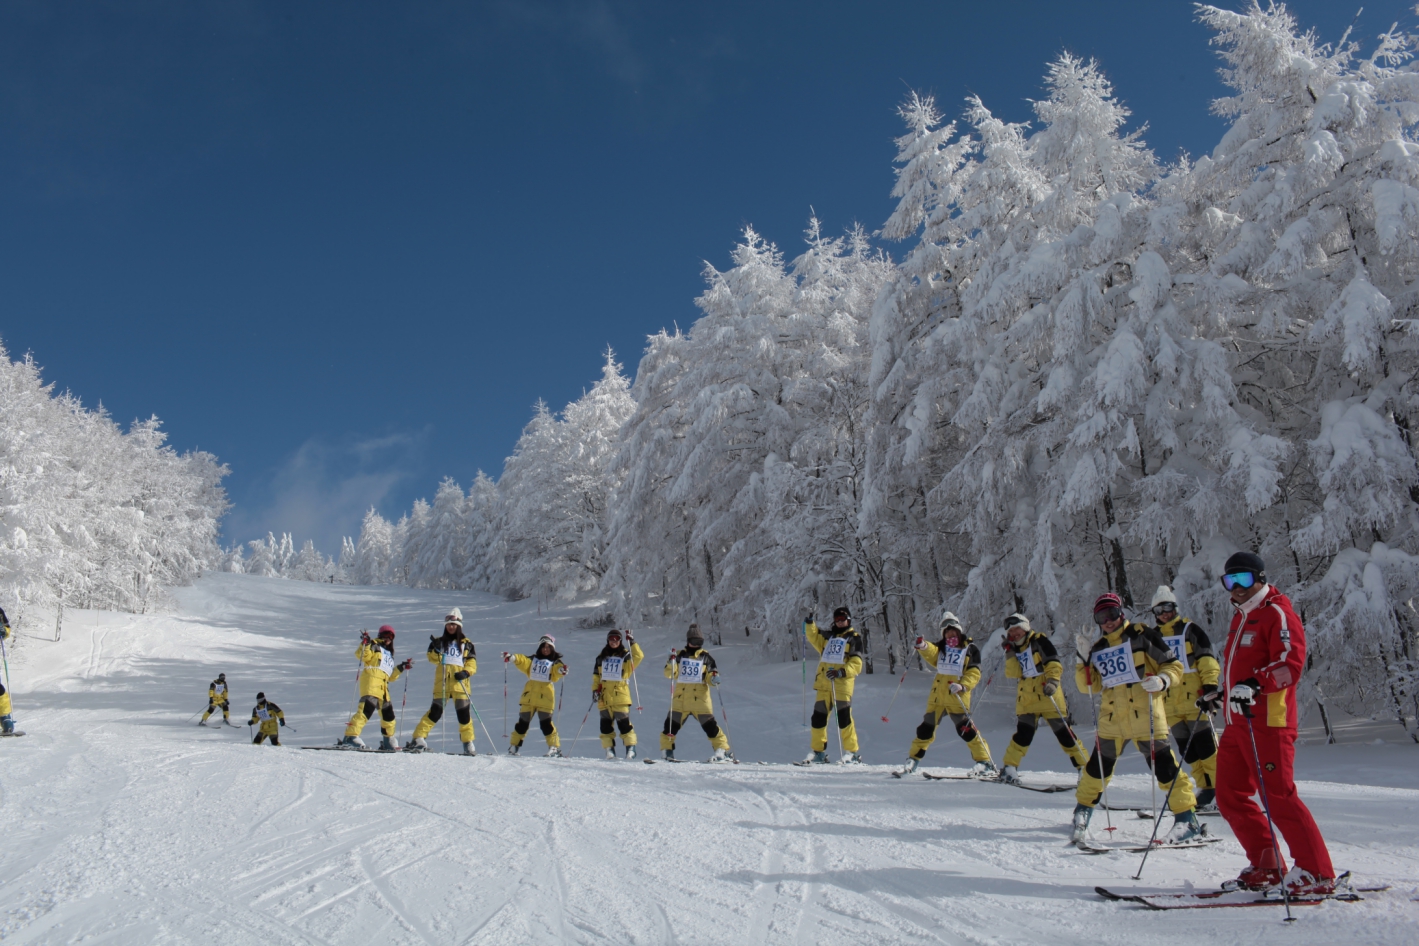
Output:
[913, 769, 1074, 793]
[1075, 825, 1223, 854]
[1097, 873, 1386, 910]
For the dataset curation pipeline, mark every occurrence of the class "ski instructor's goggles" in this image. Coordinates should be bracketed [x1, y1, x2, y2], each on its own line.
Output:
[1092, 606, 1124, 625]
[1221, 571, 1259, 591]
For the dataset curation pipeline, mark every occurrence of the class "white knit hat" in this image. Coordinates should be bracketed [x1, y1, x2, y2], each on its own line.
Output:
[939, 612, 963, 630]
[1004, 613, 1031, 632]
[444, 608, 464, 630]
[1150, 586, 1177, 609]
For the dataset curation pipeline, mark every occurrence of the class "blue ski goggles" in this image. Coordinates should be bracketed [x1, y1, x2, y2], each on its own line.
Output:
[1221, 571, 1258, 591]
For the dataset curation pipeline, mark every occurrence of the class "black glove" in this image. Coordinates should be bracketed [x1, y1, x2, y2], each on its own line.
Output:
[824, 667, 845, 680]
[400, 659, 414, 671]
[279, 718, 285, 727]
[1229, 679, 1261, 715]
[1195, 684, 1223, 713]
[454, 670, 470, 681]
[805, 615, 815, 626]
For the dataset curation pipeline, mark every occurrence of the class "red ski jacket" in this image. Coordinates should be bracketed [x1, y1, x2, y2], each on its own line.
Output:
[1223, 584, 1306, 730]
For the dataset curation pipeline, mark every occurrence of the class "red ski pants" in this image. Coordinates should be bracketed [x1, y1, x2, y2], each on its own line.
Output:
[1216, 720, 1333, 878]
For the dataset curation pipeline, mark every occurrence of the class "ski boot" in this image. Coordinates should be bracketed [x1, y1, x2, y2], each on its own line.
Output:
[899, 757, 920, 776]
[1194, 788, 1217, 812]
[710, 747, 732, 763]
[1221, 865, 1283, 891]
[507, 743, 521, 756]
[999, 764, 1020, 784]
[379, 736, 398, 751]
[805, 750, 830, 764]
[462, 742, 477, 756]
[198, 720, 208, 727]
[1164, 809, 1202, 844]
[1282, 868, 1341, 897]
[841, 751, 863, 764]
[970, 759, 998, 778]
[2, 714, 17, 735]
[546, 746, 564, 758]
[604, 746, 617, 760]
[1069, 803, 1093, 844]
[338, 735, 366, 749]
[625, 744, 638, 760]
[405, 737, 428, 753]
[662, 748, 675, 761]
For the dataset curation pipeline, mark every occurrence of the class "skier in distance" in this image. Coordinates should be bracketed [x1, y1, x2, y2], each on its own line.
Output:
[900, 613, 993, 776]
[1149, 586, 1221, 810]
[660, 624, 732, 762]
[0, 610, 15, 734]
[592, 628, 643, 759]
[998, 613, 1088, 783]
[802, 607, 865, 764]
[248, 693, 286, 746]
[339, 626, 413, 750]
[1071, 593, 1200, 845]
[504, 635, 567, 757]
[407, 610, 477, 755]
[199, 672, 231, 726]
[1211, 552, 1338, 896]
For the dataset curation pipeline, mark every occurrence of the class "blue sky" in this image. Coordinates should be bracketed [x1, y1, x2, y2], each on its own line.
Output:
[0, 0, 1402, 556]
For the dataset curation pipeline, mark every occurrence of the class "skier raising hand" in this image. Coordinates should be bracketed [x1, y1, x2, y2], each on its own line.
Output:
[1071, 593, 1200, 846]
[248, 693, 285, 746]
[407, 610, 478, 755]
[200, 673, 231, 726]
[900, 613, 993, 775]
[592, 628, 643, 759]
[660, 624, 733, 762]
[504, 635, 567, 757]
[1149, 586, 1221, 810]
[339, 626, 413, 750]
[802, 607, 865, 764]
[999, 613, 1088, 782]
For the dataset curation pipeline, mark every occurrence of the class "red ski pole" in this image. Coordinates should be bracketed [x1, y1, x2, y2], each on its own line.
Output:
[881, 670, 908, 722]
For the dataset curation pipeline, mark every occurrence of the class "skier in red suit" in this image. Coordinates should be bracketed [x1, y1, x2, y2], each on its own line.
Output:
[1208, 551, 1337, 896]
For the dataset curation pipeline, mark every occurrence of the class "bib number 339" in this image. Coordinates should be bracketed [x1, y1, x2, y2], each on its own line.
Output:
[677, 658, 705, 684]
[1093, 642, 1141, 689]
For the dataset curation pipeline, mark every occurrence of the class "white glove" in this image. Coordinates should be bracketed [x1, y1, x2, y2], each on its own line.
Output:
[913, 635, 927, 651]
[1229, 683, 1258, 707]
[1140, 675, 1167, 693]
[948, 682, 964, 694]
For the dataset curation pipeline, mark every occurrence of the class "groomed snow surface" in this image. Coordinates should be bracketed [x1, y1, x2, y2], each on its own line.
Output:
[1, 575, 1415, 945]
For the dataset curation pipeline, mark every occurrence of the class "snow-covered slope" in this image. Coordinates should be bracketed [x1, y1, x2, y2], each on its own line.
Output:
[0, 574, 1414, 944]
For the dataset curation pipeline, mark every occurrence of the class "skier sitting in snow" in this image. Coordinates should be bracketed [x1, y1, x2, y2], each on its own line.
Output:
[1148, 586, 1221, 810]
[592, 628, 643, 760]
[200, 673, 231, 726]
[339, 626, 413, 750]
[803, 608, 864, 764]
[504, 635, 567, 756]
[660, 624, 733, 762]
[0, 609, 15, 734]
[999, 613, 1088, 782]
[900, 613, 993, 776]
[1071, 593, 1200, 846]
[407, 609, 477, 755]
[248, 693, 285, 746]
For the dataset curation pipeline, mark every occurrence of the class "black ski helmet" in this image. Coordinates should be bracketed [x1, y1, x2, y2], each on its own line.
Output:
[833, 607, 851, 621]
[216, 673, 226, 681]
[1223, 551, 1266, 582]
[256, 692, 266, 701]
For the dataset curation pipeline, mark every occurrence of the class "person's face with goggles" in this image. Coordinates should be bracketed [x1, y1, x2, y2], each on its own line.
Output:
[1151, 602, 1177, 622]
[1093, 606, 1125, 633]
[1222, 570, 1263, 605]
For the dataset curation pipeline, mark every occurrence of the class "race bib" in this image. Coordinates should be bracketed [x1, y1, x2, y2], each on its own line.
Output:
[1016, 649, 1041, 679]
[378, 650, 395, 676]
[1093, 641, 1141, 688]
[529, 658, 553, 683]
[676, 658, 705, 684]
[256, 708, 270, 721]
[214, 683, 226, 696]
[821, 636, 848, 665]
[1162, 634, 1192, 673]
[443, 644, 464, 667]
[935, 647, 966, 677]
[600, 656, 624, 682]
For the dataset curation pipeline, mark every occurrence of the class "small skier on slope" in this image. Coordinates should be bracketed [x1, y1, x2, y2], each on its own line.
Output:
[999, 614, 1088, 783]
[900, 613, 993, 776]
[1071, 593, 1200, 846]
[199, 673, 231, 726]
[592, 628, 643, 759]
[339, 626, 413, 750]
[407, 610, 477, 755]
[1149, 586, 1221, 810]
[504, 635, 567, 757]
[803, 608, 865, 764]
[0, 609, 15, 734]
[248, 693, 286, 746]
[660, 625, 733, 762]
[1210, 551, 1339, 896]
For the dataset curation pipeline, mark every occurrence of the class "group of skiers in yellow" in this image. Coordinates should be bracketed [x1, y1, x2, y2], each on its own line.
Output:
[200, 675, 288, 744]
